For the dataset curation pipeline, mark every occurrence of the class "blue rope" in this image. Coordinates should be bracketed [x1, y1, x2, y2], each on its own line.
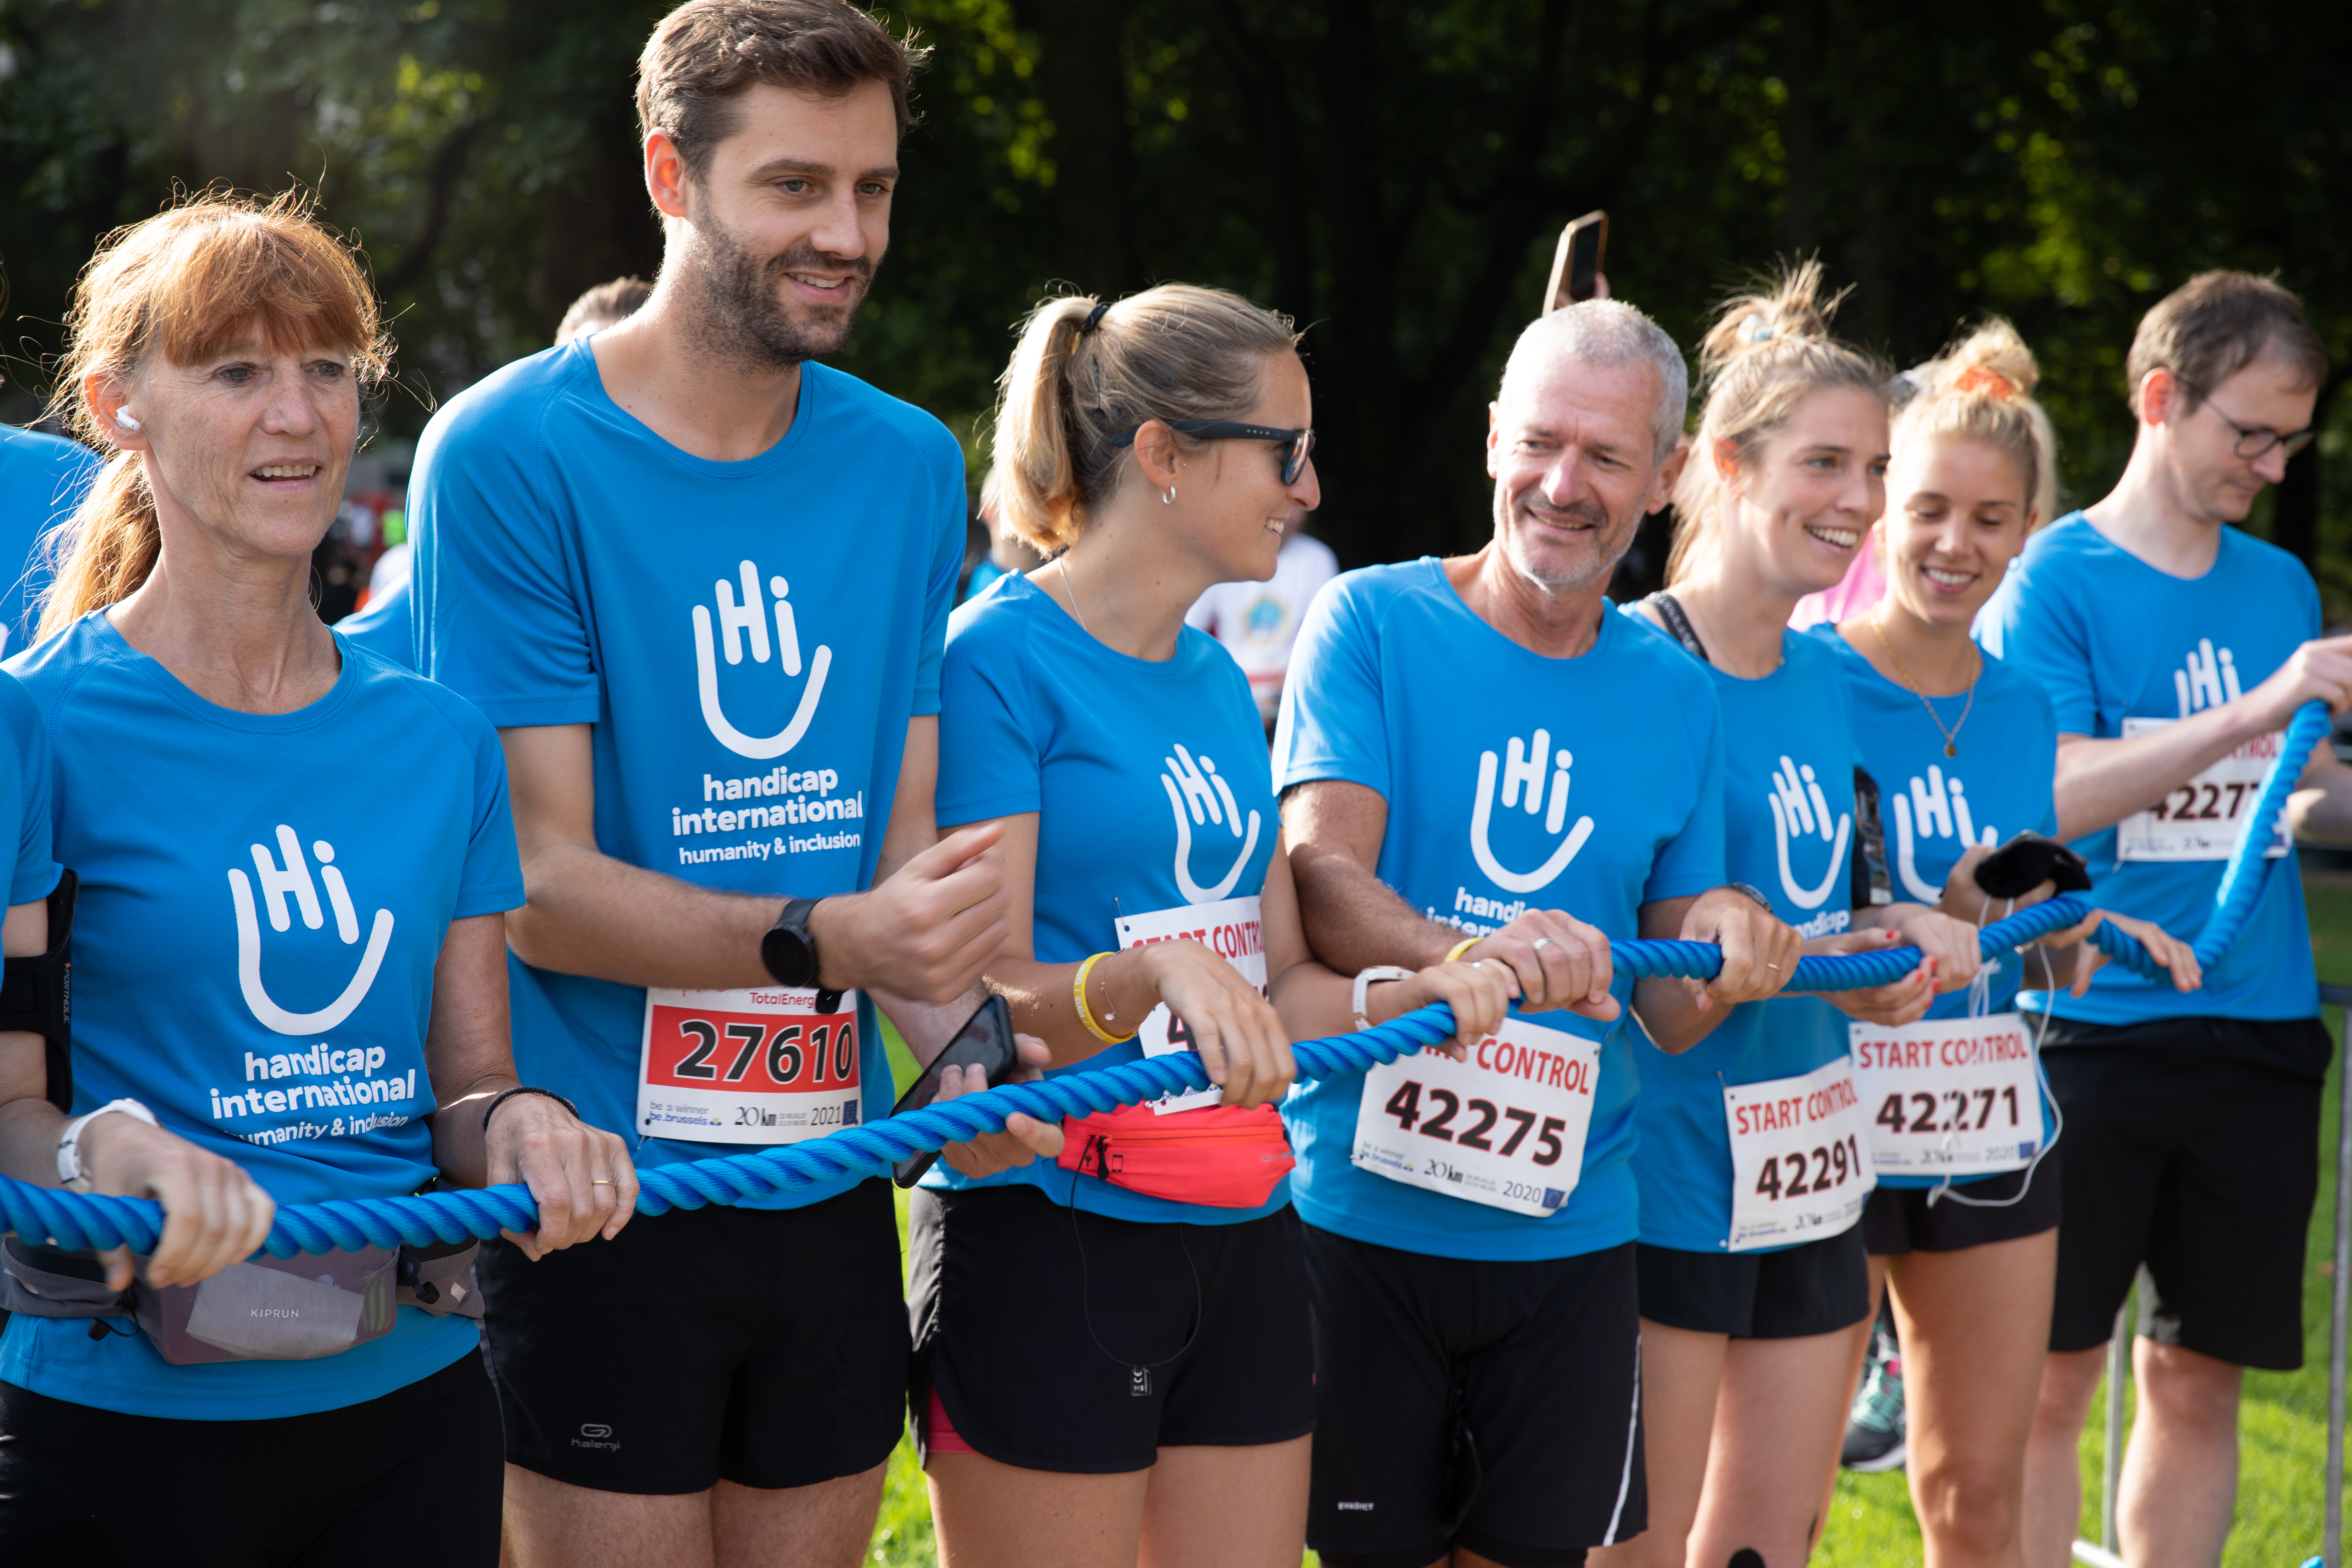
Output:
[3, 703, 2325, 1260]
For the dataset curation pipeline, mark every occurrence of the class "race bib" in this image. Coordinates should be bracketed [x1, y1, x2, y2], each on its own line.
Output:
[637, 986, 861, 1145]
[2116, 718, 2291, 862]
[1724, 1056, 1875, 1252]
[1851, 1013, 2039, 1176]
[1114, 895, 1266, 1115]
[1351, 1018, 1599, 1217]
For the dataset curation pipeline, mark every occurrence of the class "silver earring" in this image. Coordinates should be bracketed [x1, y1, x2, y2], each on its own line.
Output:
[1163, 485, 1176, 505]
[115, 408, 141, 431]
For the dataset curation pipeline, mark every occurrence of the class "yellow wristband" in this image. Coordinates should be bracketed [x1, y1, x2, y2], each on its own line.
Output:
[1443, 937, 1480, 964]
[1072, 951, 1135, 1045]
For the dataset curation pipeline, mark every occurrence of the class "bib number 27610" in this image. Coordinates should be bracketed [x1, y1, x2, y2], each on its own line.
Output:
[1351, 1019, 1599, 1217]
[638, 986, 860, 1145]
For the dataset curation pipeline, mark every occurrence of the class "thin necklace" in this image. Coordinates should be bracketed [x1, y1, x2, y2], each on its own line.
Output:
[1869, 609, 1977, 758]
[1058, 557, 1093, 636]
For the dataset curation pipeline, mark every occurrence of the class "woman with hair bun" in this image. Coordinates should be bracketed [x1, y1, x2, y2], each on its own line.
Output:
[909, 284, 1511, 1568]
[0, 190, 632, 1561]
[1600, 262, 1992, 1568]
[1818, 318, 2196, 1568]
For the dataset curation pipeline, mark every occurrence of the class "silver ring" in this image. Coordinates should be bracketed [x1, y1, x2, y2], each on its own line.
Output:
[1531, 938, 1553, 953]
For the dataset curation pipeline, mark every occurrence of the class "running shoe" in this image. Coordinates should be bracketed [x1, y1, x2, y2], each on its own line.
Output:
[1841, 1326, 1906, 1472]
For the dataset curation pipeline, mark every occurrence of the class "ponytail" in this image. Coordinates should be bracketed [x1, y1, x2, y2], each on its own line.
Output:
[1890, 317, 2057, 529]
[35, 456, 159, 645]
[1667, 260, 1887, 584]
[992, 284, 1300, 554]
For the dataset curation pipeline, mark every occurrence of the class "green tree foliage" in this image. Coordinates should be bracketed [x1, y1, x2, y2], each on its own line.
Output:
[0, 0, 2346, 592]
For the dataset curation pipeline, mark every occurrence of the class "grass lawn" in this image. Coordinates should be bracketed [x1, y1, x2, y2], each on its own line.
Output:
[866, 877, 2352, 1564]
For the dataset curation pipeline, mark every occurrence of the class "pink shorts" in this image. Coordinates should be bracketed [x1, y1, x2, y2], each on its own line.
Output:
[922, 1386, 976, 1456]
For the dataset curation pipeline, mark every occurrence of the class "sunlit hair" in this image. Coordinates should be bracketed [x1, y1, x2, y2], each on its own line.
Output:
[1497, 299, 1688, 465]
[1667, 260, 1888, 585]
[556, 275, 651, 343]
[37, 188, 388, 643]
[1890, 317, 2057, 530]
[992, 284, 1300, 553]
[2127, 270, 2326, 414]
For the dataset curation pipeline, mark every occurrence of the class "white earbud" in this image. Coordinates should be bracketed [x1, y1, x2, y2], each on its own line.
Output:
[114, 408, 141, 432]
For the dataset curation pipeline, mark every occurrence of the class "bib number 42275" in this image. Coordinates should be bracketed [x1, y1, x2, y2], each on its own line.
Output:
[1350, 1018, 1599, 1217]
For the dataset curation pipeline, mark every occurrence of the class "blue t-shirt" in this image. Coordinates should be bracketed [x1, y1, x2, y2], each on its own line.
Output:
[924, 572, 1285, 1224]
[1980, 515, 2320, 1025]
[0, 670, 60, 906]
[1630, 626, 1856, 1252]
[0, 427, 102, 654]
[1271, 560, 1727, 1262]
[1813, 624, 2062, 1184]
[0, 616, 523, 1418]
[335, 577, 413, 669]
[411, 342, 964, 1203]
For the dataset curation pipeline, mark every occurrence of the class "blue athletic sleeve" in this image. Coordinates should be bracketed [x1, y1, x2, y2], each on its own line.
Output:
[1981, 539, 2098, 736]
[1272, 576, 1389, 799]
[409, 356, 600, 728]
[398, 680, 526, 920]
[934, 598, 1045, 827]
[1643, 690, 1727, 905]
[0, 672, 57, 905]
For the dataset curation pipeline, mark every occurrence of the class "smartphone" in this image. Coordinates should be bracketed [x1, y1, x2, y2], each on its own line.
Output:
[890, 993, 1020, 1188]
[1543, 211, 1608, 314]
[1972, 831, 2093, 900]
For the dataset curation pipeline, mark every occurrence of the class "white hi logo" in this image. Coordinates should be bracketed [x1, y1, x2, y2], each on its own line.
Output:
[227, 826, 397, 1035]
[692, 561, 833, 759]
[1766, 756, 1852, 910]
[2171, 637, 2242, 719]
[1889, 765, 1996, 902]
[1470, 729, 1594, 895]
[1159, 744, 1262, 904]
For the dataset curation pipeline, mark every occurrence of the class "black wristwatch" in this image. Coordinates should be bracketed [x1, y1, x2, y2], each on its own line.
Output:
[761, 897, 824, 987]
[1726, 882, 1776, 913]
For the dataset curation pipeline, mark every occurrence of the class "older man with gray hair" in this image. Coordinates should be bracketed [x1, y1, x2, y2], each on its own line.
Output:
[1272, 298, 1798, 1568]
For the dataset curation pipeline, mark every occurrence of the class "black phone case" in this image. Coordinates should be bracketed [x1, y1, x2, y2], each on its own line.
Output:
[891, 996, 1019, 1188]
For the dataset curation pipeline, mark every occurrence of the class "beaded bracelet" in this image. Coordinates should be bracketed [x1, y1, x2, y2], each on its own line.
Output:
[1072, 951, 1137, 1044]
[1443, 937, 1480, 964]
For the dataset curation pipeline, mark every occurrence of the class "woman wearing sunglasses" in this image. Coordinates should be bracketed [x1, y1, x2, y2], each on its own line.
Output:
[908, 284, 1510, 1568]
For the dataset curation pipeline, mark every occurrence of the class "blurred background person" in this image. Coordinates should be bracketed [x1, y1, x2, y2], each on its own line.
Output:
[1184, 513, 1336, 734]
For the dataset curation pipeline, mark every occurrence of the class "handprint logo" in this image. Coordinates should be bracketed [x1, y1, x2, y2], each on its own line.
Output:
[692, 560, 832, 760]
[1469, 728, 1593, 894]
[1160, 744, 1262, 904]
[227, 826, 396, 1035]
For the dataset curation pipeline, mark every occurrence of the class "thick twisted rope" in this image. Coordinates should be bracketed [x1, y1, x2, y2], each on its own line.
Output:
[2, 703, 2325, 1260]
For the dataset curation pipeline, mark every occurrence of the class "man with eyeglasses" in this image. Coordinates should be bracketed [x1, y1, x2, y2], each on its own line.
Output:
[1982, 271, 2352, 1568]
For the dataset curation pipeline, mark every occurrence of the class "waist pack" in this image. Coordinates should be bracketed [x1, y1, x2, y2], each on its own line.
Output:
[0, 1231, 483, 1364]
[1055, 1101, 1295, 1209]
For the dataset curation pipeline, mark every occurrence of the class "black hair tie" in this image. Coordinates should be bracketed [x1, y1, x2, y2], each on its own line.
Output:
[1079, 302, 1110, 335]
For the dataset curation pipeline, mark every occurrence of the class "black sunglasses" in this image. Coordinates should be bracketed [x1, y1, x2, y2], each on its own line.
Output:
[1111, 420, 1316, 484]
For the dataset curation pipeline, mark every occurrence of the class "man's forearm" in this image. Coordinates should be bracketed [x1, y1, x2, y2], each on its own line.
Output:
[506, 838, 784, 990]
[2054, 700, 2277, 840]
[1289, 844, 1461, 975]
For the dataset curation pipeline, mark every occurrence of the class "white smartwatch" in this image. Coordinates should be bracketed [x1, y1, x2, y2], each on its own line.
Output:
[1352, 966, 1416, 1031]
[57, 1098, 158, 1190]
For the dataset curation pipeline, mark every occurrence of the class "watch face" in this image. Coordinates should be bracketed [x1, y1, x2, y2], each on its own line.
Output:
[763, 923, 817, 987]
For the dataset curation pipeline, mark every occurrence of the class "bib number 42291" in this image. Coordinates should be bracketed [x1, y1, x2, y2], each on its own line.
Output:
[1723, 1056, 1875, 1251]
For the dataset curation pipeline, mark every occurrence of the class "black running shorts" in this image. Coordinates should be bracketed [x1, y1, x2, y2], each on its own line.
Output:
[1863, 1143, 2063, 1256]
[1634, 1226, 1871, 1339]
[906, 1183, 1314, 1473]
[0, 1351, 502, 1562]
[1303, 1227, 1642, 1568]
[477, 1178, 909, 1493]
[2042, 1015, 2327, 1370]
